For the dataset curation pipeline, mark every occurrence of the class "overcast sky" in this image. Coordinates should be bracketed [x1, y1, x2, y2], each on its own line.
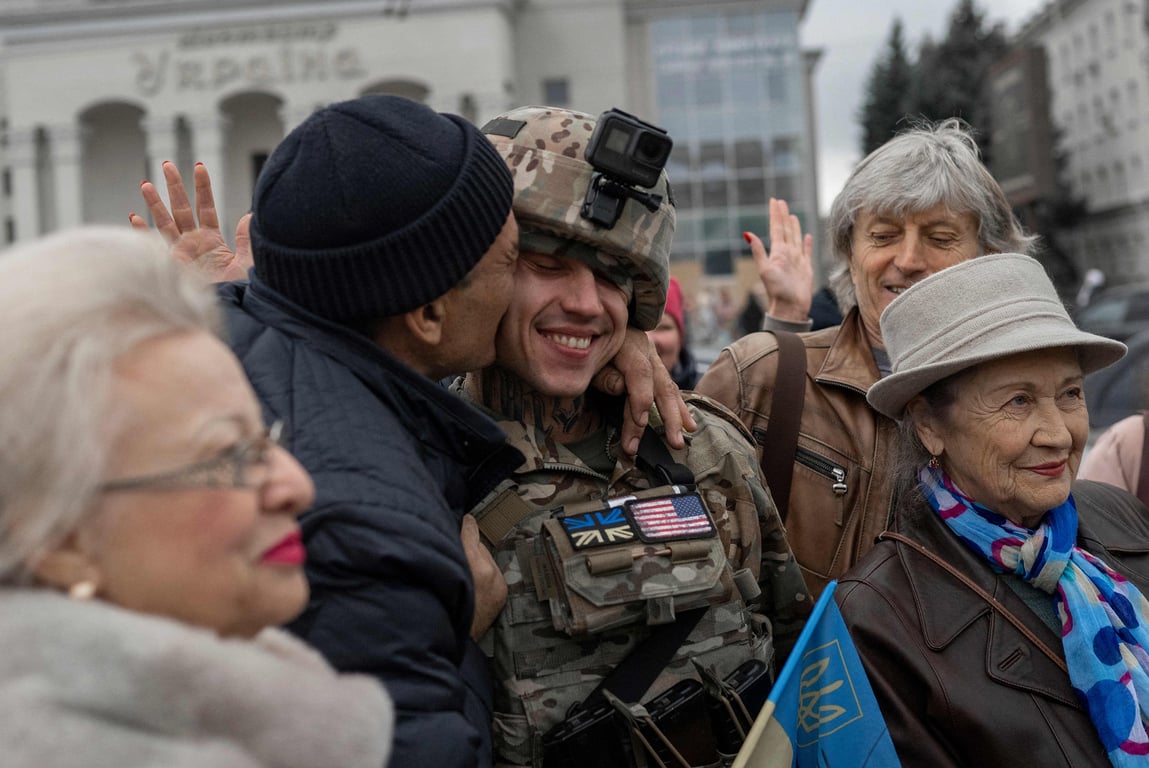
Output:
[801, 0, 1049, 214]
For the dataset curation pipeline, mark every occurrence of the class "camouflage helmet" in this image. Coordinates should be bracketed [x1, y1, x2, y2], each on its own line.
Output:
[482, 106, 675, 331]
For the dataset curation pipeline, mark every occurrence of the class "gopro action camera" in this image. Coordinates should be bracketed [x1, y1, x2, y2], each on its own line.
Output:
[581, 108, 673, 229]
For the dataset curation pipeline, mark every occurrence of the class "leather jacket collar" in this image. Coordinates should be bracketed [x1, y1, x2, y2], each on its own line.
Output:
[815, 308, 882, 395]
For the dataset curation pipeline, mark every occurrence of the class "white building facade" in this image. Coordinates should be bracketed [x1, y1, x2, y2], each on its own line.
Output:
[1020, 0, 1149, 281]
[0, 0, 819, 286]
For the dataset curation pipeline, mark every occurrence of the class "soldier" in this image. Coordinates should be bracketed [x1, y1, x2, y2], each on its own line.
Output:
[462, 106, 809, 767]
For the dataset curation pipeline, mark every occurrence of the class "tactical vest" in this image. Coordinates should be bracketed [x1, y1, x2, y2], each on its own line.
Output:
[473, 396, 781, 767]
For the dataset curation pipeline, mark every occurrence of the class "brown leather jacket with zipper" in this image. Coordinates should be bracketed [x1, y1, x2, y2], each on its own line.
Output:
[696, 308, 897, 599]
[836, 480, 1149, 767]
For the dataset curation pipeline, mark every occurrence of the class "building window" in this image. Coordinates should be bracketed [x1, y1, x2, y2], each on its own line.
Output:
[2, 168, 10, 197]
[3, 217, 12, 244]
[251, 152, 269, 191]
[542, 78, 569, 107]
[704, 247, 733, 276]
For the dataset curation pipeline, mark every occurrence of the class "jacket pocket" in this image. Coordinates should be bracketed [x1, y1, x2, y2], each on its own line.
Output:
[795, 447, 848, 523]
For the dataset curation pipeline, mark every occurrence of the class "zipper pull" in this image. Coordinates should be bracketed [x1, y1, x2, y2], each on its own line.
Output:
[831, 468, 847, 496]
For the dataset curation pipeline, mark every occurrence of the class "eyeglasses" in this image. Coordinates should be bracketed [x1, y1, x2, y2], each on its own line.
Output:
[100, 420, 286, 492]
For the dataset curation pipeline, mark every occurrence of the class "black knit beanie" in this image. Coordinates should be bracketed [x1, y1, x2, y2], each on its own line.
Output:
[249, 94, 513, 323]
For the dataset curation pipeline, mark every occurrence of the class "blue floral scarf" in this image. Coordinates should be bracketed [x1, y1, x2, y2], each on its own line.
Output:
[920, 465, 1149, 766]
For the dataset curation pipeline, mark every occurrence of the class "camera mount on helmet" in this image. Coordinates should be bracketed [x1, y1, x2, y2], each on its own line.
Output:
[580, 108, 673, 229]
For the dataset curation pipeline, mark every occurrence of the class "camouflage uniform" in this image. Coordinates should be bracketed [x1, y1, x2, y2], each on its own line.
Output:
[474, 107, 808, 767]
[468, 397, 808, 766]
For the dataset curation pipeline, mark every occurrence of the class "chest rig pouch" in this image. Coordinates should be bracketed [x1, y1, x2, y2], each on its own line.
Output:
[527, 427, 740, 637]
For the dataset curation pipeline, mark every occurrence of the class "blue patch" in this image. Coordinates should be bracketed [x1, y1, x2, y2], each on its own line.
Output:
[560, 508, 635, 549]
[1093, 626, 1123, 666]
[1108, 590, 1139, 629]
[1085, 679, 1136, 752]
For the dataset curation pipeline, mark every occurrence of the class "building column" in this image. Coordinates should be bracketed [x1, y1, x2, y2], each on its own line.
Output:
[189, 112, 227, 222]
[7, 127, 40, 242]
[143, 113, 179, 207]
[47, 122, 84, 230]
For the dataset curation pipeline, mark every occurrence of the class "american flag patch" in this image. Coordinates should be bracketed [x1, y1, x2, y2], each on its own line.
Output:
[560, 507, 636, 549]
[626, 493, 715, 542]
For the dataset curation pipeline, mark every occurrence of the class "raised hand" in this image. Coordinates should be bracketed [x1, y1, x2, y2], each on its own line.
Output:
[593, 327, 697, 454]
[129, 161, 253, 283]
[745, 197, 814, 323]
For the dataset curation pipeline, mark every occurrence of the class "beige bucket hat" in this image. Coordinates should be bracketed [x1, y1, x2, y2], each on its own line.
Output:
[866, 253, 1127, 419]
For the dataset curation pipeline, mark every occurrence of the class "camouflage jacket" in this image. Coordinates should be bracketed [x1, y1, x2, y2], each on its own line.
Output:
[468, 393, 808, 767]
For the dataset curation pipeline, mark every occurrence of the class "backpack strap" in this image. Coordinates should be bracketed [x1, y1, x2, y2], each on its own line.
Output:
[583, 607, 707, 707]
[475, 484, 535, 548]
[758, 330, 807, 521]
[636, 424, 696, 487]
[1138, 412, 1149, 507]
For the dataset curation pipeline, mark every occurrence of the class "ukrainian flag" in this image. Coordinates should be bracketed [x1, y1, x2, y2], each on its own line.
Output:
[733, 581, 900, 767]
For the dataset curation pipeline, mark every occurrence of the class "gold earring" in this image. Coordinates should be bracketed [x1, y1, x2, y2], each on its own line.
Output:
[68, 580, 97, 601]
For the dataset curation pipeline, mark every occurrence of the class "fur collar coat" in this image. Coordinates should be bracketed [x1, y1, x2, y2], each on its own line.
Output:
[0, 589, 393, 768]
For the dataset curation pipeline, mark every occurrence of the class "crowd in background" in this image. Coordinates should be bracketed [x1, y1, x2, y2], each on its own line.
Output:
[2, 94, 1149, 768]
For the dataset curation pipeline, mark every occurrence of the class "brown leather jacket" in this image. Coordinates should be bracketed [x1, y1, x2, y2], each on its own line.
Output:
[696, 308, 897, 598]
[837, 480, 1149, 767]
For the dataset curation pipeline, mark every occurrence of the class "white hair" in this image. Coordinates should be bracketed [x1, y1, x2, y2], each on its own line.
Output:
[827, 118, 1037, 311]
[0, 227, 220, 583]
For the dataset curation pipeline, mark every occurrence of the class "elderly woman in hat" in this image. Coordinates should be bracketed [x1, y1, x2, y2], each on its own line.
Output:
[836, 253, 1149, 767]
[0, 227, 392, 767]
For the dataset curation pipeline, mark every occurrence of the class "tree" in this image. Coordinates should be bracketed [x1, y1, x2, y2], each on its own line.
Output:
[859, 18, 914, 155]
[909, 0, 1008, 162]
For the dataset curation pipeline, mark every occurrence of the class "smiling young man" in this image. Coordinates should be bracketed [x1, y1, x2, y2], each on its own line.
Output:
[461, 106, 807, 767]
[697, 119, 1036, 600]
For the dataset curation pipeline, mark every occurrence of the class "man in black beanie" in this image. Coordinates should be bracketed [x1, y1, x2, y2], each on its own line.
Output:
[221, 95, 522, 768]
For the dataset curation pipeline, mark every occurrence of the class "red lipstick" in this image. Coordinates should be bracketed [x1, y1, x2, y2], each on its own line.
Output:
[261, 529, 306, 565]
[1027, 461, 1066, 478]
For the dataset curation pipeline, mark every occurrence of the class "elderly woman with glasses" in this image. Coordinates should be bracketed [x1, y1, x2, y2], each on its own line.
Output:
[836, 253, 1149, 767]
[0, 228, 392, 768]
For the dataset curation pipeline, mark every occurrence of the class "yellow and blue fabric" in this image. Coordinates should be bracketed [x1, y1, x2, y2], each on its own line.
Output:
[732, 581, 899, 767]
[921, 464, 1149, 767]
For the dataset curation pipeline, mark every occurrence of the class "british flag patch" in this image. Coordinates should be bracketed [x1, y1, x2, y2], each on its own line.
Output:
[560, 507, 636, 549]
[626, 493, 715, 542]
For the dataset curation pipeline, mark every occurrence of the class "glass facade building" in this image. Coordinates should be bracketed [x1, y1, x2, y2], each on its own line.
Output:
[650, 9, 809, 275]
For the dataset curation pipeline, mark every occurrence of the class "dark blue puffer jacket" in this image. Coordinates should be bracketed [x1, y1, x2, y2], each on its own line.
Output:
[218, 278, 523, 768]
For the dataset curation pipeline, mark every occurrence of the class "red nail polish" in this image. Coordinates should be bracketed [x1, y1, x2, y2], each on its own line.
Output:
[195, 161, 204, 167]
[743, 232, 752, 244]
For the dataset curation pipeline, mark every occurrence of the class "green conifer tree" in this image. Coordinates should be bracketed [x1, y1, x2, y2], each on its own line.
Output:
[859, 18, 914, 155]
[909, 0, 1008, 162]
